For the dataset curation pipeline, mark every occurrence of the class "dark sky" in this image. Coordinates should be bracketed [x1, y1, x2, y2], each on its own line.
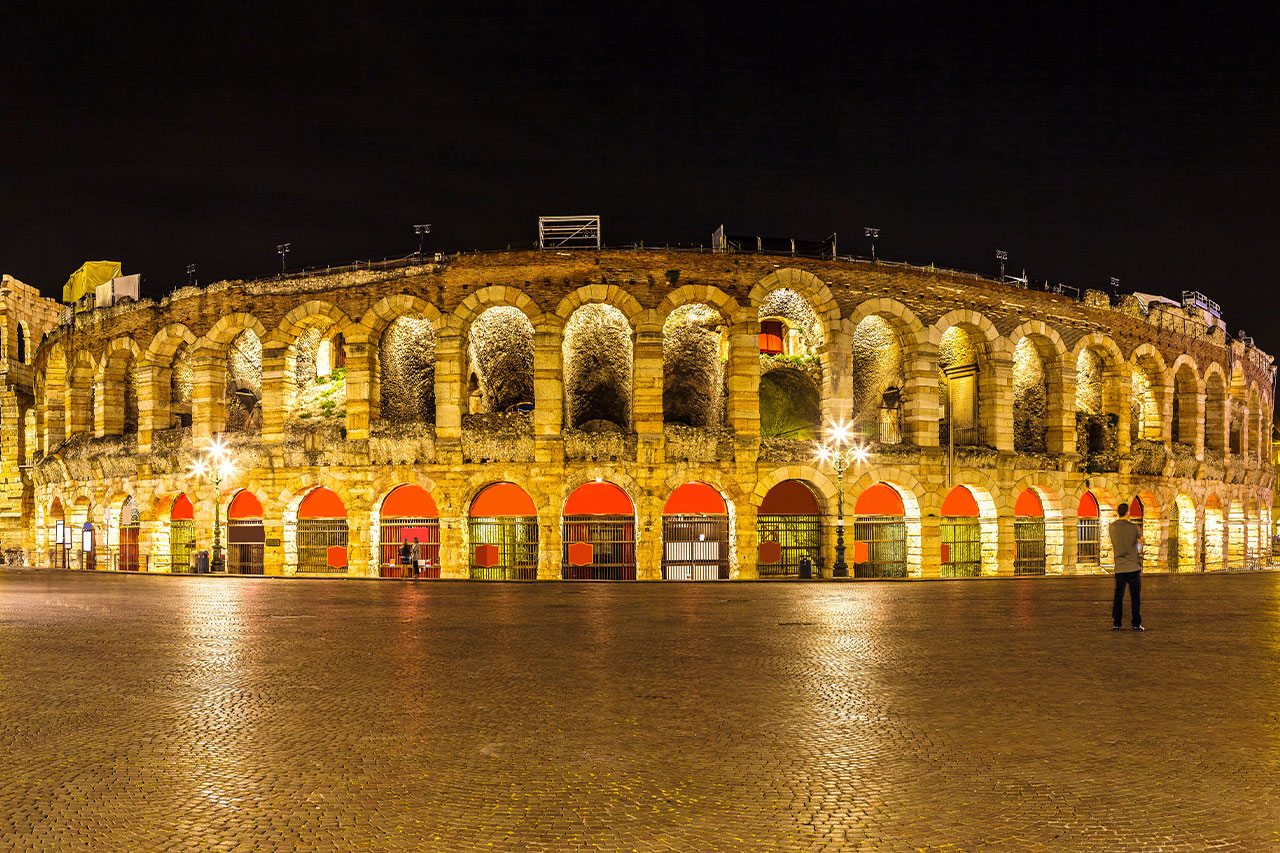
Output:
[3, 2, 1278, 352]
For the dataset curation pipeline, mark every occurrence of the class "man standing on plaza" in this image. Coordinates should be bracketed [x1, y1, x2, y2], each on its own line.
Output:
[1109, 502, 1144, 631]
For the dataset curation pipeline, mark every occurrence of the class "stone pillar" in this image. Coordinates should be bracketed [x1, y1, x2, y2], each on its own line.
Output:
[994, 513, 1016, 575]
[344, 336, 374, 440]
[434, 325, 463, 442]
[66, 380, 92, 437]
[632, 323, 663, 437]
[1046, 363, 1075, 455]
[136, 362, 165, 454]
[262, 516, 285, 576]
[94, 376, 115, 437]
[191, 351, 225, 442]
[259, 345, 290, 443]
[1110, 369, 1132, 458]
[1060, 504, 1079, 573]
[904, 343, 940, 447]
[986, 353, 1014, 453]
[734, 502, 759, 580]
[346, 509, 372, 577]
[918, 514, 942, 577]
[439, 514, 467, 579]
[822, 332, 852, 427]
[532, 321, 564, 449]
[727, 312, 761, 437]
[635, 496, 662, 581]
[538, 515, 562, 580]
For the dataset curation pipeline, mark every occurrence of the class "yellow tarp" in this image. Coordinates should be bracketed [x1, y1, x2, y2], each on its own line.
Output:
[62, 261, 121, 303]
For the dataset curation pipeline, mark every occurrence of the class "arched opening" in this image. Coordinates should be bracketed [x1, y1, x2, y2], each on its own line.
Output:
[940, 486, 982, 577]
[1171, 364, 1198, 448]
[850, 315, 906, 444]
[467, 307, 534, 415]
[758, 289, 820, 358]
[297, 487, 348, 574]
[227, 489, 265, 575]
[469, 482, 539, 580]
[378, 484, 440, 578]
[171, 493, 196, 573]
[169, 341, 195, 428]
[101, 349, 141, 436]
[289, 324, 347, 425]
[1227, 499, 1246, 569]
[16, 321, 27, 365]
[1013, 339, 1049, 453]
[756, 480, 822, 577]
[938, 326, 989, 448]
[1075, 347, 1121, 471]
[316, 332, 346, 377]
[661, 482, 729, 580]
[1077, 492, 1101, 571]
[1204, 372, 1226, 454]
[852, 483, 906, 578]
[663, 304, 726, 428]
[67, 357, 95, 437]
[48, 498, 66, 569]
[81, 520, 96, 572]
[759, 367, 821, 439]
[1014, 489, 1046, 575]
[563, 304, 633, 432]
[225, 329, 263, 433]
[1129, 364, 1161, 443]
[119, 497, 140, 572]
[379, 317, 436, 425]
[1169, 495, 1196, 572]
[1204, 494, 1225, 570]
[562, 481, 636, 580]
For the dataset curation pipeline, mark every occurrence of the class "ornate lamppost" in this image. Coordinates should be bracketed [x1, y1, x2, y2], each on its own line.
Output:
[191, 437, 235, 573]
[815, 422, 869, 578]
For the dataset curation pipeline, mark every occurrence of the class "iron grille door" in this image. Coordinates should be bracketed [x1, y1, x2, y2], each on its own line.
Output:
[119, 523, 140, 572]
[297, 518, 349, 573]
[852, 517, 907, 578]
[469, 517, 539, 580]
[755, 515, 821, 577]
[1077, 518, 1100, 568]
[941, 518, 982, 577]
[661, 515, 729, 580]
[562, 516, 636, 580]
[228, 519, 265, 574]
[171, 519, 196, 573]
[1014, 518, 1046, 575]
[379, 517, 442, 578]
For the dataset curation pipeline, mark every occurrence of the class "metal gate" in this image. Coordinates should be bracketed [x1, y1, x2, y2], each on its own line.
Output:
[1167, 502, 1180, 572]
[171, 519, 196, 573]
[941, 518, 982, 577]
[469, 517, 539, 580]
[228, 518, 265, 574]
[297, 518, 349, 573]
[1014, 517, 1046, 575]
[379, 517, 441, 578]
[756, 515, 821, 577]
[852, 517, 907, 578]
[1077, 517, 1100, 568]
[119, 499, 140, 572]
[661, 515, 729, 580]
[562, 516, 636, 580]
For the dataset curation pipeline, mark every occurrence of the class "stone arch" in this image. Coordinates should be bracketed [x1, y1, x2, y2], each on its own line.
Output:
[270, 302, 354, 422]
[200, 313, 271, 350]
[453, 285, 543, 328]
[1072, 333, 1128, 467]
[749, 269, 841, 327]
[562, 302, 634, 431]
[374, 298, 438, 427]
[1008, 321, 1068, 454]
[1204, 492, 1226, 570]
[1006, 477, 1065, 574]
[464, 305, 536, 416]
[1129, 343, 1170, 444]
[1203, 362, 1228, 453]
[280, 479, 359, 576]
[66, 350, 97, 437]
[848, 468, 926, 576]
[40, 341, 68, 450]
[554, 284, 645, 326]
[1169, 356, 1201, 448]
[1130, 489, 1164, 571]
[936, 477, 1000, 577]
[751, 465, 837, 514]
[96, 337, 142, 436]
[655, 284, 740, 327]
[1171, 493, 1197, 572]
[931, 310, 1004, 449]
[663, 302, 729, 428]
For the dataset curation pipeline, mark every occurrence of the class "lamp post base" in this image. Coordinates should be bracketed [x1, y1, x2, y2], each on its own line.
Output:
[832, 544, 849, 578]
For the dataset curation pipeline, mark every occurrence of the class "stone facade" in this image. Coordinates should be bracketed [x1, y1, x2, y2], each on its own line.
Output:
[8, 250, 1275, 578]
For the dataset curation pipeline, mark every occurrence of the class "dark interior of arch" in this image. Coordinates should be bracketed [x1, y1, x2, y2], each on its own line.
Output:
[225, 329, 262, 432]
[663, 304, 725, 427]
[760, 367, 821, 439]
[469, 307, 534, 413]
[564, 304, 632, 431]
[380, 317, 436, 424]
[170, 341, 194, 427]
[122, 357, 139, 434]
[1012, 338, 1048, 453]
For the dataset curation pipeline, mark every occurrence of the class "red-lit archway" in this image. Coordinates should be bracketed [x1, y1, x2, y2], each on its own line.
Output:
[469, 482, 539, 580]
[1077, 492, 1101, 570]
[118, 496, 140, 572]
[171, 493, 196, 573]
[1014, 489, 1046, 575]
[227, 489, 265, 575]
[48, 498, 66, 569]
[852, 483, 907, 578]
[661, 482, 729, 580]
[378, 484, 440, 578]
[756, 480, 822, 577]
[940, 486, 981, 577]
[297, 487, 348, 574]
[562, 481, 636, 580]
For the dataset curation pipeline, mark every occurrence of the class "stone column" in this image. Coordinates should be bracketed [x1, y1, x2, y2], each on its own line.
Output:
[1046, 362, 1075, 455]
[904, 343, 940, 447]
[65, 380, 92, 438]
[136, 362, 165, 454]
[632, 323, 664, 437]
[635, 496, 662, 581]
[262, 516, 285, 576]
[538, 515, 562, 580]
[439, 514, 467, 579]
[994, 513, 1016, 575]
[191, 351, 225, 442]
[532, 321, 565, 468]
[1110, 369, 1132, 458]
[434, 325, 463, 443]
[94, 376, 118, 437]
[1060, 504, 1079, 573]
[727, 312, 761, 437]
[259, 344, 291, 443]
[918, 514, 942, 577]
[343, 335, 374, 440]
[733, 502, 759, 580]
[986, 352, 1014, 453]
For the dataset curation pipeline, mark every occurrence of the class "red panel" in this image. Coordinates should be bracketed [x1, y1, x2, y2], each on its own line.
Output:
[299, 487, 347, 519]
[940, 486, 980, 518]
[760, 480, 820, 516]
[1130, 497, 1144, 519]
[663, 482, 727, 515]
[1014, 489, 1043, 518]
[563, 482, 633, 516]
[1078, 492, 1099, 519]
[228, 490, 263, 519]
[940, 543, 951, 564]
[326, 545, 347, 569]
[470, 482, 537, 518]
[757, 540, 782, 563]
[854, 483, 904, 516]
[474, 543, 500, 568]
[758, 320, 785, 354]
[171, 493, 194, 520]
[397, 526, 435, 544]
[381, 484, 438, 519]
[853, 541, 869, 563]
[567, 541, 593, 566]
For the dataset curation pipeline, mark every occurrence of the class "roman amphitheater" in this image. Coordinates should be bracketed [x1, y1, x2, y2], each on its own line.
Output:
[0, 247, 1273, 580]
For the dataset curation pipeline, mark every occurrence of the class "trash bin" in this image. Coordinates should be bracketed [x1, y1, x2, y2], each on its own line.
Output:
[798, 553, 813, 579]
[196, 549, 210, 574]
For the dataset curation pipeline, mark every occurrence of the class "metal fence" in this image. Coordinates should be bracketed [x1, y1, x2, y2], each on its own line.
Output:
[941, 518, 982, 577]
[228, 518, 265, 574]
[756, 515, 822, 577]
[468, 517, 539, 580]
[171, 519, 196, 573]
[1014, 518, 1046, 575]
[297, 518, 349, 573]
[562, 516, 636, 580]
[1077, 518, 1101, 567]
[379, 517, 441, 578]
[876, 405, 903, 445]
[661, 516, 729, 580]
[852, 517, 908, 578]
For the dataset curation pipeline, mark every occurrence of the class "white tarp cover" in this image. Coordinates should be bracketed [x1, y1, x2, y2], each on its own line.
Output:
[95, 274, 140, 307]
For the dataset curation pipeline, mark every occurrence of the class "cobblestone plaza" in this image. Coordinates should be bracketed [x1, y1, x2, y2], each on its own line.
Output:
[2, 570, 1277, 851]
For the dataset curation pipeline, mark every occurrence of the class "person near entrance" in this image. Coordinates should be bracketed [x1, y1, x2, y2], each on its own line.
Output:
[399, 539, 412, 576]
[1109, 502, 1144, 631]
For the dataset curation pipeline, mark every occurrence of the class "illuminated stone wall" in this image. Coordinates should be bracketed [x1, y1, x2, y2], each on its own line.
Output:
[662, 303, 725, 428]
[563, 303, 632, 431]
[379, 317, 435, 425]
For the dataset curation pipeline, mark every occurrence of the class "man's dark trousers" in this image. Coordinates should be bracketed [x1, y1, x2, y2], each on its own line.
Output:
[1113, 571, 1141, 627]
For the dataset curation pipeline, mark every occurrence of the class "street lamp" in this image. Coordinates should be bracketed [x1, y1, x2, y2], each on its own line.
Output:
[414, 223, 432, 255]
[864, 227, 880, 262]
[996, 250, 1008, 281]
[815, 421, 869, 578]
[190, 436, 235, 573]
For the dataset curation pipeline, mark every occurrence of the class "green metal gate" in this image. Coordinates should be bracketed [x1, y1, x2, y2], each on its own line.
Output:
[1014, 517, 1046, 575]
[755, 515, 821, 577]
[941, 518, 982, 577]
[852, 517, 907, 578]
[469, 517, 539, 580]
[171, 519, 196, 573]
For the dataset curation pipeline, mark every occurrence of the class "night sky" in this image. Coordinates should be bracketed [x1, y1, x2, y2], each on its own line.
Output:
[3, 2, 1277, 352]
